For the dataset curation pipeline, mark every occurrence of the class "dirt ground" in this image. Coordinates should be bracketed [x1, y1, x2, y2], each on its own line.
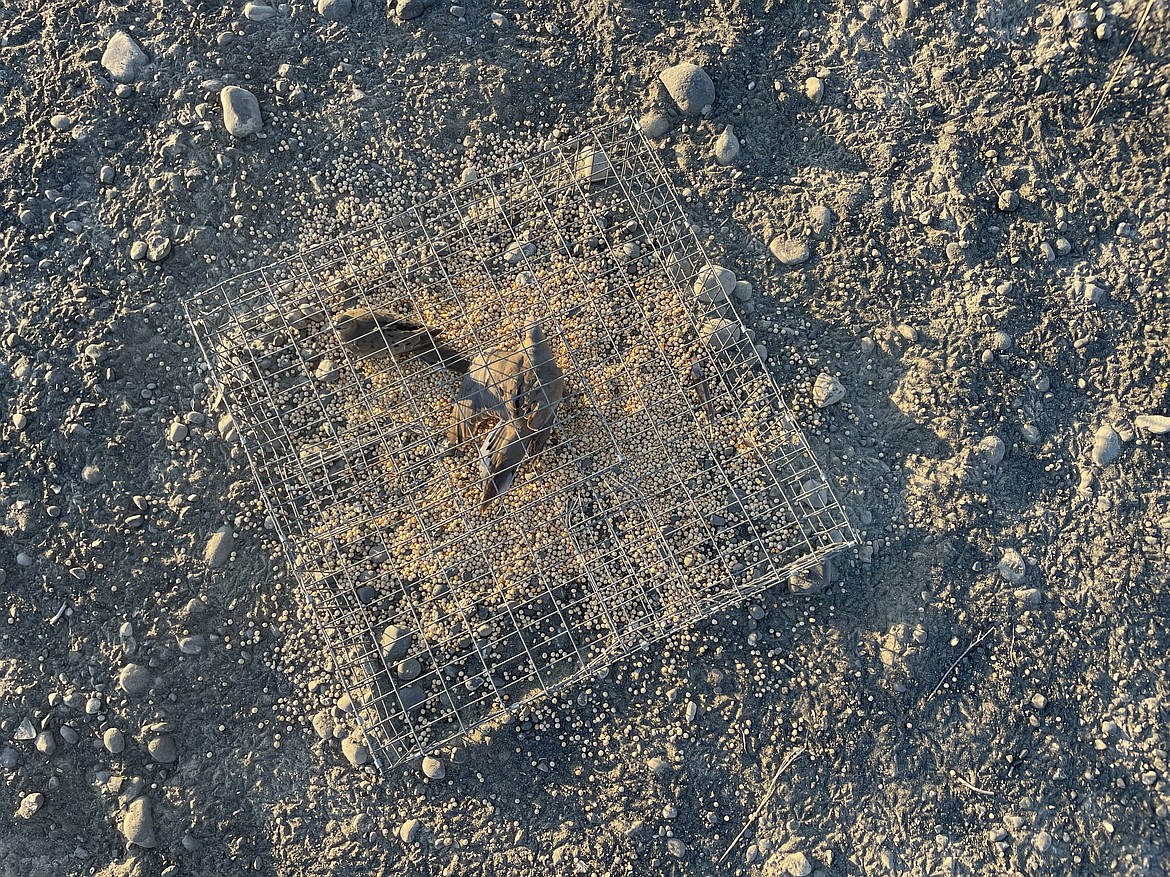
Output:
[2, 0, 1169, 874]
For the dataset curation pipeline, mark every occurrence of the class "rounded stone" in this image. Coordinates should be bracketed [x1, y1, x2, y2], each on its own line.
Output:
[399, 817, 421, 843]
[396, 657, 422, 681]
[341, 736, 369, 766]
[812, 373, 845, 407]
[102, 31, 148, 83]
[380, 625, 412, 662]
[421, 755, 445, 779]
[317, 0, 352, 18]
[658, 62, 715, 115]
[769, 237, 810, 266]
[122, 797, 156, 848]
[220, 85, 263, 137]
[1091, 424, 1122, 466]
[118, 664, 151, 697]
[148, 734, 177, 763]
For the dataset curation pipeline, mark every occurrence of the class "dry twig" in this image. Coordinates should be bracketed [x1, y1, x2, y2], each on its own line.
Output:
[718, 746, 806, 864]
[927, 628, 992, 701]
[1085, 0, 1157, 128]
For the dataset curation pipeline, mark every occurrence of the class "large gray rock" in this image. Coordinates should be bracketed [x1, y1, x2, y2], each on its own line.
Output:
[102, 31, 148, 84]
[318, 0, 352, 18]
[658, 62, 715, 115]
[203, 526, 235, 567]
[122, 797, 156, 848]
[220, 86, 263, 137]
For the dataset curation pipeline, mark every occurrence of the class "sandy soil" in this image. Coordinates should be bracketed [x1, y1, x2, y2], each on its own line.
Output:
[2, 0, 1169, 874]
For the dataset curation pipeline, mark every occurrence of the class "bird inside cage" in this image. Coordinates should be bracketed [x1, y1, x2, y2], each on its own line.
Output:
[332, 307, 469, 373]
[449, 323, 565, 507]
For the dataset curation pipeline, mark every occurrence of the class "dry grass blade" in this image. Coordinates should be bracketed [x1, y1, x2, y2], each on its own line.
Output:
[927, 628, 992, 701]
[718, 746, 806, 864]
[1085, 0, 1157, 129]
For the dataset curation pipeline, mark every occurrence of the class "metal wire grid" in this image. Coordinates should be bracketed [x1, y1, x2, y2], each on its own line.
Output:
[183, 117, 854, 768]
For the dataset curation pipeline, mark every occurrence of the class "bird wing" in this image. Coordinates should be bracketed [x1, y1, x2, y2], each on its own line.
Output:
[478, 421, 530, 505]
[520, 335, 564, 452]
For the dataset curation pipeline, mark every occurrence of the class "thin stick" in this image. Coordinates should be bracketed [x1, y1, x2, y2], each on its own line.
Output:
[718, 746, 806, 864]
[927, 628, 992, 701]
[1085, 0, 1157, 129]
[953, 774, 995, 797]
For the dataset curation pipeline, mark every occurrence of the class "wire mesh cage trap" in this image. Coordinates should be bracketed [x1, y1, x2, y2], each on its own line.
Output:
[184, 117, 855, 768]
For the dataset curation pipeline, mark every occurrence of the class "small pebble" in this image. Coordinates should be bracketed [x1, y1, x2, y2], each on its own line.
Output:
[1091, 424, 1121, 466]
[667, 838, 687, 858]
[50, 114, 72, 131]
[808, 204, 833, 237]
[397, 0, 430, 19]
[129, 240, 147, 261]
[396, 657, 422, 681]
[146, 236, 172, 262]
[99, 165, 116, 184]
[976, 435, 1006, 466]
[167, 421, 188, 442]
[998, 190, 1020, 212]
[243, 1, 278, 20]
[997, 548, 1026, 585]
[342, 736, 369, 766]
[1135, 414, 1170, 435]
[804, 76, 824, 103]
[399, 817, 421, 843]
[639, 112, 670, 138]
[148, 734, 178, 763]
[693, 264, 736, 302]
[421, 755, 445, 779]
[381, 625, 412, 661]
[713, 125, 740, 165]
[177, 634, 205, 655]
[16, 792, 44, 819]
[317, 0, 352, 18]
[35, 731, 56, 756]
[812, 373, 845, 407]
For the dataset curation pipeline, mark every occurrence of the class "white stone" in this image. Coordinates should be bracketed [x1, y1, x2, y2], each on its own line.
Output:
[102, 31, 148, 84]
[574, 145, 611, 183]
[220, 86, 262, 137]
[805, 76, 824, 103]
[1091, 424, 1121, 466]
[1135, 414, 1170, 435]
[769, 237, 810, 266]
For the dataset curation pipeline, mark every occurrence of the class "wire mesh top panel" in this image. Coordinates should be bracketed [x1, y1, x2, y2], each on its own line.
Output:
[183, 118, 854, 768]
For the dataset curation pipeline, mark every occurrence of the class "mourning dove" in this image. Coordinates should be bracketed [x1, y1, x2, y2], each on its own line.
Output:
[332, 308, 468, 372]
[450, 323, 564, 504]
